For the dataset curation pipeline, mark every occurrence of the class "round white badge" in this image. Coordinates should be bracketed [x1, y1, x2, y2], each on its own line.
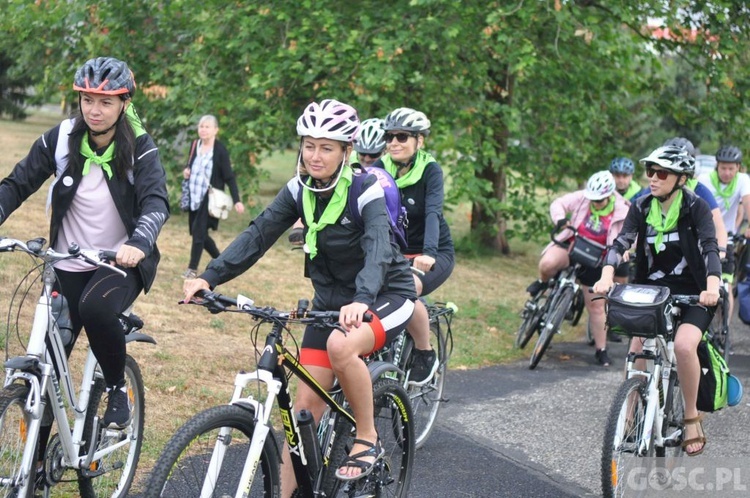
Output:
[659, 243, 666, 252]
[62, 176, 74, 187]
[303, 243, 310, 254]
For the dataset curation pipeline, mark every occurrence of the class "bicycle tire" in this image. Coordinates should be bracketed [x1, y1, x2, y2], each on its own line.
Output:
[529, 286, 574, 370]
[515, 294, 546, 349]
[401, 320, 448, 449]
[708, 296, 731, 362]
[585, 316, 595, 346]
[0, 384, 35, 498]
[78, 354, 144, 498]
[316, 394, 354, 497]
[657, 370, 684, 460]
[601, 377, 653, 498]
[569, 287, 585, 326]
[330, 377, 414, 498]
[144, 404, 280, 498]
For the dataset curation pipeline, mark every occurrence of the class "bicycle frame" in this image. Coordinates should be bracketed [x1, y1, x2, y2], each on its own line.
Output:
[1, 238, 152, 495]
[622, 334, 678, 456]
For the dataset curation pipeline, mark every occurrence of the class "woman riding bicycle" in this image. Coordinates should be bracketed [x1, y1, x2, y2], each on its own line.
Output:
[593, 144, 721, 457]
[0, 57, 169, 459]
[526, 171, 629, 366]
[182, 99, 416, 495]
[375, 107, 455, 384]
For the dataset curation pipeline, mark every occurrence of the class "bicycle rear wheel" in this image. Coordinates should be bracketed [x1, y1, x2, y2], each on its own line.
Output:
[529, 286, 574, 370]
[601, 377, 652, 498]
[0, 384, 35, 498]
[79, 355, 144, 498]
[657, 370, 684, 459]
[145, 404, 280, 498]
[708, 295, 730, 362]
[402, 319, 448, 449]
[332, 378, 414, 498]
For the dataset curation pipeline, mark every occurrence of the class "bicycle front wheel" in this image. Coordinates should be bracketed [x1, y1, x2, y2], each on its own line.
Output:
[145, 404, 280, 498]
[601, 377, 653, 498]
[529, 286, 574, 370]
[79, 354, 145, 498]
[515, 294, 546, 349]
[402, 321, 448, 449]
[0, 384, 35, 498]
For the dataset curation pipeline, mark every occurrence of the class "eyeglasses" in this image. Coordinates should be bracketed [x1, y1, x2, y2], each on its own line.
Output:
[358, 152, 382, 159]
[384, 132, 416, 144]
[645, 168, 671, 180]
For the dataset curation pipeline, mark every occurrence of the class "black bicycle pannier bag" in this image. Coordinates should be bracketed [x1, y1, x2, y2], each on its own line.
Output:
[606, 284, 671, 338]
[568, 235, 606, 269]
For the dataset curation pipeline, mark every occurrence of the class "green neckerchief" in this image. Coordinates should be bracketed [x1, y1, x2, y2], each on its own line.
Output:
[685, 178, 698, 191]
[382, 149, 437, 188]
[78, 104, 147, 180]
[646, 190, 683, 254]
[709, 170, 738, 211]
[80, 138, 115, 179]
[623, 180, 641, 201]
[125, 104, 147, 138]
[589, 197, 615, 230]
[302, 166, 353, 260]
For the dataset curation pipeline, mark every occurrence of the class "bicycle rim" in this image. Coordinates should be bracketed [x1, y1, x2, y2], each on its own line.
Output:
[529, 286, 573, 369]
[0, 384, 34, 498]
[145, 404, 280, 498]
[332, 378, 414, 498]
[79, 355, 144, 498]
[601, 377, 653, 498]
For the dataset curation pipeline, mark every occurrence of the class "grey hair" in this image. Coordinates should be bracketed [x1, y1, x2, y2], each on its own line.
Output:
[198, 114, 219, 128]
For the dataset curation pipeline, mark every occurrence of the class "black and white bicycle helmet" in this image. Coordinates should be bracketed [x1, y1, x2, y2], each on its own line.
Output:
[716, 145, 742, 164]
[353, 118, 386, 154]
[73, 57, 135, 97]
[640, 145, 696, 175]
[662, 137, 695, 158]
[609, 157, 635, 175]
[383, 107, 431, 135]
[296, 99, 360, 143]
[584, 171, 616, 201]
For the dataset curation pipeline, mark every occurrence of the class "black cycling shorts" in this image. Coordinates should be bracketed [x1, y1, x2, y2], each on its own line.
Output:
[415, 251, 455, 296]
[300, 293, 415, 369]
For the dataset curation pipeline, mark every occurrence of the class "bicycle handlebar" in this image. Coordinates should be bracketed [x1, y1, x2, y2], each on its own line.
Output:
[185, 289, 373, 327]
[0, 236, 127, 277]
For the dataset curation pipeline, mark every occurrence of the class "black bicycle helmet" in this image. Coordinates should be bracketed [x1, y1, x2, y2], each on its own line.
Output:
[716, 145, 742, 164]
[662, 137, 695, 157]
[73, 57, 135, 97]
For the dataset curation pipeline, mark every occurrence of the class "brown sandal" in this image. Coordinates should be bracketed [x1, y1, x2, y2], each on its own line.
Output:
[681, 416, 706, 456]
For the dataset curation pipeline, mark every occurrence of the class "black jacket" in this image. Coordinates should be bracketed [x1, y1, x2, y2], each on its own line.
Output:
[605, 188, 721, 291]
[0, 121, 170, 292]
[186, 139, 241, 229]
[201, 174, 416, 310]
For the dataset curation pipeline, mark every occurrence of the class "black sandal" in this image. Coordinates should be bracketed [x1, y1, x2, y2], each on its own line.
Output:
[335, 438, 384, 481]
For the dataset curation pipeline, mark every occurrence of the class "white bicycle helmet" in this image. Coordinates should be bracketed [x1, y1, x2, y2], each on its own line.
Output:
[584, 171, 616, 201]
[296, 99, 360, 142]
[383, 107, 431, 135]
[640, 145, 696, 175]
[353, 118, 386, 154]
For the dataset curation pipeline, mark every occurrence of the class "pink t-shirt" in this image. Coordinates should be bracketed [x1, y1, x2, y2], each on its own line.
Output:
[54, 164, 128, 272]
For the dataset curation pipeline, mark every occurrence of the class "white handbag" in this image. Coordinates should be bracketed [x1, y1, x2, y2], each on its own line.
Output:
[207, 187, 233, 220]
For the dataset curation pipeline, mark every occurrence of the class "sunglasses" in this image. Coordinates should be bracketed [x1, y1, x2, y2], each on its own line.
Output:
[359, 152, 382, 159]
[384, 132, 416, 144]
[645, 167, 671, 180]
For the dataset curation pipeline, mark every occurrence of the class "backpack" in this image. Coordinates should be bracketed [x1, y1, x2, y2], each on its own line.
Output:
[296, 166, 408, 251]
[696, 331, 729, 412]
[350, 166, 408, 251]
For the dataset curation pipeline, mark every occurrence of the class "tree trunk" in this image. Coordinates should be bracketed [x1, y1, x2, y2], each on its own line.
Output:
[470, 66, 513, 254]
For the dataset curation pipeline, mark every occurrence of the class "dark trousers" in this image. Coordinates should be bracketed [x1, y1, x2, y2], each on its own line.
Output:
[188, 196, 221, 270]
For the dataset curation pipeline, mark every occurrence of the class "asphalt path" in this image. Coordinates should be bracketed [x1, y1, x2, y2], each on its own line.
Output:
[407, 318, 750, 497]
[132, 319, 750, 497]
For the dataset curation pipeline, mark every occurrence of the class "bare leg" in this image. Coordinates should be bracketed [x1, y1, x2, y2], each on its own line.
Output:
[538, 245, 570, 282]
[280, 366, 334, 498]
[673, 322, 704, 454]
[585, 289, 607, 350]
[326, 324, 380, 479]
